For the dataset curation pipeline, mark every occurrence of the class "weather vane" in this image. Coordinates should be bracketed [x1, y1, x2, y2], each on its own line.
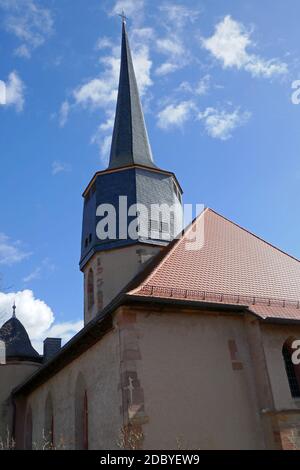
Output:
[12, 301, 16, 318]
[118, 9, 127, 24]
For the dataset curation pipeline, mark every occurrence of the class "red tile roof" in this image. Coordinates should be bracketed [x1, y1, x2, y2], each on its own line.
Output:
[128, 209, 300, 321]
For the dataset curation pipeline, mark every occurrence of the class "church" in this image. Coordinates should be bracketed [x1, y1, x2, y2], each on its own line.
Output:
[0, 18, 300, 451]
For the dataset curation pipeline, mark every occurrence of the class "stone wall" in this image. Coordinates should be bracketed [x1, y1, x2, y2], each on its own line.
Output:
[115, 307, 265, 450]
[83, 245, 161, 324]
[14, 307, 300, 450]
[18, 329, 121, 450]
[0, 362, 40, 445]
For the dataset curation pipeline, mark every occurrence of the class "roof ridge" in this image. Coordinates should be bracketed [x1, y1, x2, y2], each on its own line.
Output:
[207, 208, 300, 264]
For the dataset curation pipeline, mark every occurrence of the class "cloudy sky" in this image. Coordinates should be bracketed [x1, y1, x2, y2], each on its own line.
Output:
[0, 0, 300, 351]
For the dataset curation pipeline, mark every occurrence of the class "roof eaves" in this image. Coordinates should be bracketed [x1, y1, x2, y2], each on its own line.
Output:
[123, 293, 253, 316]
[259, 316, 300, 326]
[82, 165, 183, 198]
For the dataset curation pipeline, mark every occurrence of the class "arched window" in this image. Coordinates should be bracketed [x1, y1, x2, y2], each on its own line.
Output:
[75, 373, 89, 450]
[45, 393, 54, 449]
[87, 269, 95, 311]
[25, 406, 33, 450]
[283, 339, 300, 398]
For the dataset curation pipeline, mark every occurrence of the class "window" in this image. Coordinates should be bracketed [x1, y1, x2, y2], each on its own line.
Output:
[148, 219, 169, 236]
[148, 219, 159, 234]
[75, 373, 89, 450]
[83, 391, 89, 450]
[283, 339, 300, 398]
[45, 393, 54, 449]
[87, 269, 95, 311]
[160, 221, 169, 233]
[25, 406, 33, 450]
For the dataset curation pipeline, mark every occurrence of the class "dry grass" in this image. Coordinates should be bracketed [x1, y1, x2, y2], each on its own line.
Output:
[0, 428, 15, 450]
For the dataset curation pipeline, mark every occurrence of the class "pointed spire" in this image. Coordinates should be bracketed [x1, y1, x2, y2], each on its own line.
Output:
[12, 302, 16, 318]
[108, 18, 155, 170]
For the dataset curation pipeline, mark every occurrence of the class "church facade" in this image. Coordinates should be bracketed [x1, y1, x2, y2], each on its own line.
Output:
[1, 19, 300, 450]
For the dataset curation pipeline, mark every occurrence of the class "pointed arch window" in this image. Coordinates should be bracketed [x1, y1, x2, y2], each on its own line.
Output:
[45, 393, 54, 449]
[83, 391, 89, 450]
[25, 405, 33, 450]
[75, 373, 89, 450]
[283, 339, 300, 398]
[87, 269, 95, 311]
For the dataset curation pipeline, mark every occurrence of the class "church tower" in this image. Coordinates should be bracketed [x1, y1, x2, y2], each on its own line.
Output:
[80, 18, 183, 324]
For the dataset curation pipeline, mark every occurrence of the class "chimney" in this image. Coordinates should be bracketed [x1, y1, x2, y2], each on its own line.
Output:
[43, 338, 61, 362]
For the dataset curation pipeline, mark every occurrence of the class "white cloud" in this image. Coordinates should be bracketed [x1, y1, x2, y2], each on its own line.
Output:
[157, 100, 196, 130]
[111, 0, 145, 17]
[14, 44, 31, 58]
[202, 15, 288, 78]
[0, 233, 30, 266]
[23, 267, 41, 283]
[198, 106, 251, 140]
[99, 114, 115, 133]
[73, 57, 119, 110]
[23, 258, 56, 284]
[73, 40, 152, 110]
[196, 75, 211, 95]
[43, 321, 83, 348]
[159, 3, 200, 30]
[91, 125, 112, 166]
[70, 28, 152, 162]
[0, 0, 54, 58]
[71, 54, 119, 161]
[95, 36, 114, 51]
[156, 62, 180, 77]
[155, 35, 188, 76]
[154, 2, 200, 76]
[156, 37, 185, 57]
[131, 27, 154, 43]
[58, 101, 70, 127]
[0, 81, 5, 105]
[178, 75, 211, 96]
[3, 71, 25, 112]
[131, 46, 152, 95]
[51, 161, 71, 176]
[0, 290, 83, 353]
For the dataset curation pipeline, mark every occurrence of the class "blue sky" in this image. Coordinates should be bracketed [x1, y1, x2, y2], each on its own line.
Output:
[0, 0, 300, 349]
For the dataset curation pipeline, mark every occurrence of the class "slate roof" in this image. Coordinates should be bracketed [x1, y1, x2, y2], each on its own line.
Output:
[108, 20, 156, 170]
[0, 316, 41, 362]
[128, 208, 300, 321]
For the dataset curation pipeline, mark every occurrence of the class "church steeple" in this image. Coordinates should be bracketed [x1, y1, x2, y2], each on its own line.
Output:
[108, 18, 155, 170]
[80, 17, 183, 323]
